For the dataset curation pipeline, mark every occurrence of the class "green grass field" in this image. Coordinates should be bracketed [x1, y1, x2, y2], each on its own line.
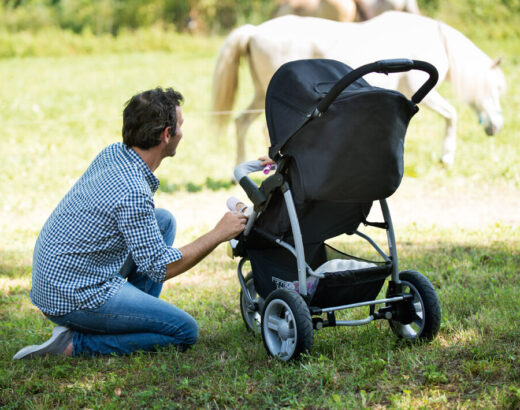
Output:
[1, 12, 520, 408]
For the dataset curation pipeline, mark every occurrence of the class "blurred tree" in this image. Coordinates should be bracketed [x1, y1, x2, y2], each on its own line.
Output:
[57, 0, 117, 34]
[417, 0, 440, 13]
[164, 0, 191, 30]
[1, 0, 518, 35]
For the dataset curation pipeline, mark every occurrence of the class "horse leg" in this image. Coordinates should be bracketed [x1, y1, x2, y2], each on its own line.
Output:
[234, 93, 264, 167]
[405, 0, 421, 14]
[419, 89, 458, 165]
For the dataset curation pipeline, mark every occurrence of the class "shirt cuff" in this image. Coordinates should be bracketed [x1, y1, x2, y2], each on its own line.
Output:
[149, 247, 183, 283]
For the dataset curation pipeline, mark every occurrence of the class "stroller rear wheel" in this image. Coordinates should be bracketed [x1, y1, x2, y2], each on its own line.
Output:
[240, 272, 263, 335]
[261, 288, 313, 361]
[388, 270, 441, 340]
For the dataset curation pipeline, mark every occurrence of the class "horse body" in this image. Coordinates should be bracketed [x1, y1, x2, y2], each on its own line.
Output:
[273, 0, 357, 22]
[273, 0, 420, 22]
[355, 0, 420, 19]
[212, 12, 506, 166]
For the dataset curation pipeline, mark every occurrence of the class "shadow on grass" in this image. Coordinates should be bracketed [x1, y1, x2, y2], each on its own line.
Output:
[2, 240, 519, 408]
[397, 240, 520, 288]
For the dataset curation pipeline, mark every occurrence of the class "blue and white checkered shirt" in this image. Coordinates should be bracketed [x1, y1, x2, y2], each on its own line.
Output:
[30, 142, 182, 316]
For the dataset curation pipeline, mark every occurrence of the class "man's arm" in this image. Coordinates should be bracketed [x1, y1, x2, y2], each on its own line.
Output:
[164, 211, 247, 280]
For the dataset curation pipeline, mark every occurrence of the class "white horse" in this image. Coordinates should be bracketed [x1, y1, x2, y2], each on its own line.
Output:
[355, 0, 421, 20]
[211, 11, 506, 166]
[272, 0, 420, 22]
[272, 0, 357, 22]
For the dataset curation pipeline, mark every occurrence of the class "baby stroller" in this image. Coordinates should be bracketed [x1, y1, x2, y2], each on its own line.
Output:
[228, 58, 441, 361]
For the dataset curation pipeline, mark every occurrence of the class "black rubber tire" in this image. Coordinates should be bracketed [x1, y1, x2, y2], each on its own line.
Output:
[240, 272, 262, 335]
[261, 288, 313, 361]
[388, 270, 441, 341]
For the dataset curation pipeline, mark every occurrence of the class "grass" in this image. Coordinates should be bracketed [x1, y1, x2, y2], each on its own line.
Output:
[2, 225, 520, 408]
[1, 11, 520, 409]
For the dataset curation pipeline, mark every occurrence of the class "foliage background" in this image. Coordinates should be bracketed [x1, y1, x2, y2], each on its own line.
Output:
[1, 0, 520, 58]
[3, 0, 520, 34]
[0, 0, 275, 34]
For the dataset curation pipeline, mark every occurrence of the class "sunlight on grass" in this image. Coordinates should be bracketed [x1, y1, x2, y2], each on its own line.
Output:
[439, 329, 481, 347]
[0, 277, 31, 293]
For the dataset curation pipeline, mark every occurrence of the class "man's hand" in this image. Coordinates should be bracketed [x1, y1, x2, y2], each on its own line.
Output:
[214, 211, 247, 242]
[165, 211, 247, 280]
[258, 155, 275, 167]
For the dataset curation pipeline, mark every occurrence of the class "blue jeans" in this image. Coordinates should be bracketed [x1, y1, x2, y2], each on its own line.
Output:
[48, 209, 198, 356]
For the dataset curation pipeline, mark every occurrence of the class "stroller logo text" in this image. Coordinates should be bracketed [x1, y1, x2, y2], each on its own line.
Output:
[272, 277, 297, 291]
[272, 276, 320, 295]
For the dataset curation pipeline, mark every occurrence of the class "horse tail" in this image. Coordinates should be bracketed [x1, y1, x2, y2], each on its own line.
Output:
[211, 24, 257, 133]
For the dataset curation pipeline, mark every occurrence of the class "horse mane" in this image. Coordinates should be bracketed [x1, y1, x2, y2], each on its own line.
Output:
[438, 21, 494, 104]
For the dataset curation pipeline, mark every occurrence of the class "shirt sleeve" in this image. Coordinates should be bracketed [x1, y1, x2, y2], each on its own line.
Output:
[113, 191, 182, 282]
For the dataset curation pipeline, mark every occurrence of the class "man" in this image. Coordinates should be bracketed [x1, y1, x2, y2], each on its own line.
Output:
[13, 87, 247, 359]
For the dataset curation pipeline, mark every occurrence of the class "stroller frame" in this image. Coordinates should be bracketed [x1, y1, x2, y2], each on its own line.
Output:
[234, 169, 411, 325]
[230, 59, 442, 361]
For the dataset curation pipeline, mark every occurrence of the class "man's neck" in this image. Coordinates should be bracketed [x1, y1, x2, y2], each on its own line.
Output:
[131, 146, 163, 173]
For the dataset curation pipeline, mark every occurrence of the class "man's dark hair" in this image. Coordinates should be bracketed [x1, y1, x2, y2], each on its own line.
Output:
[122, 87, 184, 149]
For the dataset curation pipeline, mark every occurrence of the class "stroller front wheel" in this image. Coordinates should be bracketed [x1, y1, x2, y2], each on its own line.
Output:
[240, 272, 263, 335]
[261, 288, 313, 361]
[388, 270, 441, 341]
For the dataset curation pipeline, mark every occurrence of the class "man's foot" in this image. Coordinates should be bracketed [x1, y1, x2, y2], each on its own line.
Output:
[12, 326, 74, 360]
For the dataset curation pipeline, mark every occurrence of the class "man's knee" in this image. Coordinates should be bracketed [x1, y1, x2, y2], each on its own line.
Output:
[155, 208, 176, 246]
[182, 316, 199, 346]
[172, 317, 198, 352]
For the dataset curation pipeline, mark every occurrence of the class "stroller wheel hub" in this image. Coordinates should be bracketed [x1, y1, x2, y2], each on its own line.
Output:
[267, 314, 294, 341]
[278, 322, 293, 340]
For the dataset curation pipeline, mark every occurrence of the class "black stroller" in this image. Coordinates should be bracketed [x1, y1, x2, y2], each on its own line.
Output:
[228, 58, 441, 361]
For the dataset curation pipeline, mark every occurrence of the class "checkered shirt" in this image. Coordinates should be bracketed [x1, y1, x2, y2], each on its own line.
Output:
[30, 142, 182, 316]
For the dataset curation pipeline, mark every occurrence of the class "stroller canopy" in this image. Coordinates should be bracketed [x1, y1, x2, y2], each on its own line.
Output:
[265, 59, 417, 203]
[266, 59, 370, 153]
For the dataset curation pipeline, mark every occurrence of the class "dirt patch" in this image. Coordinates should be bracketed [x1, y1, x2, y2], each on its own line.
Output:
[156, 178, 520, 243]
[384, 177, 520, 228]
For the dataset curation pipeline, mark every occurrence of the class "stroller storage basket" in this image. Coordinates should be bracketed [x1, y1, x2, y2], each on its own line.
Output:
[248, 242, 391, 309]
[311, 267, 390, 309]
[311, 244, 391, 308]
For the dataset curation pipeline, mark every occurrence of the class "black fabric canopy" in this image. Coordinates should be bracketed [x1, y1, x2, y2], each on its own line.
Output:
[266, 59, 370, 155]
[265, 59, 417, 204]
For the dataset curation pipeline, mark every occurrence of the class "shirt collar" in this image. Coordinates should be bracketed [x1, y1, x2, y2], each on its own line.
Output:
[124, 144, 160, 193]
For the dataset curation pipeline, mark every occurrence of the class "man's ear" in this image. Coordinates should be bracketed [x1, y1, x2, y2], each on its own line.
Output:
[161, 126, 171, 143]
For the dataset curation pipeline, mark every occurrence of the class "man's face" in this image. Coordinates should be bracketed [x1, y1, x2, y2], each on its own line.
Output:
[165, 105, 184, 157]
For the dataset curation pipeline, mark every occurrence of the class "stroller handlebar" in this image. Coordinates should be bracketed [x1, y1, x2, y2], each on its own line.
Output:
[316, 59, 439, 114]
[234, 160, 267, 206]
[375, 58, 414, 73]
[234, 160, 264, 181]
